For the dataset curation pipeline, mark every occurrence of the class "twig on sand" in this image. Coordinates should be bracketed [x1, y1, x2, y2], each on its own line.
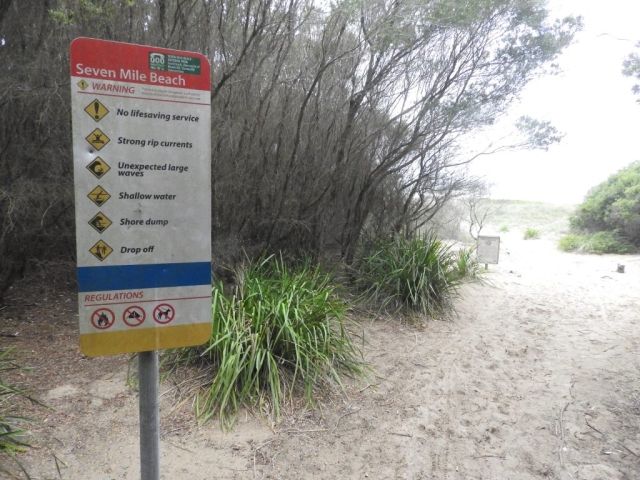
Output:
[282, 428, 328, 434]
[558, 382, 575, 467]
[388, 431, 412, 437]
[558, 401, 570, 466]
[585, 419, 605, 436]
[224, 467, 249, 472]
[473, 453, 505, 459]
[408, 331, 419, 352]
[252, 439, 276, 479]
[585, 420, 639, 458]
[165, 440, 193, 453]
[331, 408, 360, 433]
[359, 383, 379, 393]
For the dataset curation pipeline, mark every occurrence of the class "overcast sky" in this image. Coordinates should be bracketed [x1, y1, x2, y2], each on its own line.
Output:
[469, 0, 640, 205]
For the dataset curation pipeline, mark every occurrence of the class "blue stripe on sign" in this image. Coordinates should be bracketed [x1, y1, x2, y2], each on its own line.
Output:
[77, 262, 211, 292]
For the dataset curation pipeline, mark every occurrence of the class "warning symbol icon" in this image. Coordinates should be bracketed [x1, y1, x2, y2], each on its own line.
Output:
[86, 128, 110, 151]
[84, 99, 109, 122]
[77, 79, 89, 90]
[87, 185, 111, 207]
[86, 157, 110, 179]
[89, 240, 113, 261]
[88, 212, 112, 234]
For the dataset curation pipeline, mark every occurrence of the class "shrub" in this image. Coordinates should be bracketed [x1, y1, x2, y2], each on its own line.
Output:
[354, 232, 463, 317]
[523, 228, 540, 240]
[455, 246, 485, 280]
[168, 256, 367, 429]
[558, 231, 636, 254]
[557, 234, 582, 252]
[1, 348, 33, 455]
[499, 225, 509, 233]
[570, 161, 640, 245]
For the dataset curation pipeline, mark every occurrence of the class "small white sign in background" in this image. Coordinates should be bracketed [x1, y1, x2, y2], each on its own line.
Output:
[477, 236, 500, 265]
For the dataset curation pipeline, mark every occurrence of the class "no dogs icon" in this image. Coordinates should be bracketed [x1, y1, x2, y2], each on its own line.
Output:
[153, 304, 175, 324]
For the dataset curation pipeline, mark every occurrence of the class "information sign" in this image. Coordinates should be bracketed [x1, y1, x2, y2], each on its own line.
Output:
[477, 236, 500, 265]
[70, 38, 212, 357]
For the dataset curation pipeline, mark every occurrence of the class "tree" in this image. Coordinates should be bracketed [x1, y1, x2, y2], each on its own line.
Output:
[570, 161, 640, 246]
[0, 0, 581, 294]
[623, 42, 640, 103]
[465, 183, 502, 241]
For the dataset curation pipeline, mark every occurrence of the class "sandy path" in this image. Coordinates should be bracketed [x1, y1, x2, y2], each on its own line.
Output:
[5, 234, 640, 479]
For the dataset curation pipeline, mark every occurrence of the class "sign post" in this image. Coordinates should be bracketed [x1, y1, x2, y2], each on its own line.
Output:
[477, 235, 500, 269]
[70, 38, 212, 479]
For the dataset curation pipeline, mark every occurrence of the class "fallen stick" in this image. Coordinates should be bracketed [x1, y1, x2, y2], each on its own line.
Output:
[586, 420, 639, 457]
[558, 401, 570, 466]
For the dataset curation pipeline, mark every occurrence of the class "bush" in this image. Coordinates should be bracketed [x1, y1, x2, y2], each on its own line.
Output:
[523, 228, 540, 240]
[1, 348, 33, 455]
[570, 161, 640, 245]
[557, 234, 582, 252]
[354, 232, 463, 317]
[499, 225, 509, 233]
[168, 256, 367, 429]
[455, 246, 485, 280]
[558, 231, 636, 254]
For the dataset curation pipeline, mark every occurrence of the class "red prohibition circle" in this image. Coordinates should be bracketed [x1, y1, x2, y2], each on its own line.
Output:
[153, 303, 175, 324]
[122, 305, 146, 327]
[91, 308, 115, 330]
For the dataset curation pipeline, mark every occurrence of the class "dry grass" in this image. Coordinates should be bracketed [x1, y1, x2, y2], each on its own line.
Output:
[484, 200, 575, 238]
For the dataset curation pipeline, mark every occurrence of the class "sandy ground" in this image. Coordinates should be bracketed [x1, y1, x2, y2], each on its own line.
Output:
[2, 233, 640, 479]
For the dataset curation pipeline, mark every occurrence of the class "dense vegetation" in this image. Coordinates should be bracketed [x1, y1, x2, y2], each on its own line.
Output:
[1, 0, 580, 431]
[560, 161, 640, 253]
[354, 233, 477, 317]
[167, 256, 367, 429]
[0, 348, 30, 456]
[0, 0, 578, 295]
[168, 238, 483, 428]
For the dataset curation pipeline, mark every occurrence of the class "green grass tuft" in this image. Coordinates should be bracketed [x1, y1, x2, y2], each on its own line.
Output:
[354, 232, 467, 318]
[455, 246, 487, 281]
[523, 228, 540, 240]
[168, 256, 367, 430]
[1, 348, 33, 455]
[499, 225, 509, 233]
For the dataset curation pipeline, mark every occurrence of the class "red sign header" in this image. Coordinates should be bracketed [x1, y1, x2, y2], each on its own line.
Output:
[70, 38, 210, 91]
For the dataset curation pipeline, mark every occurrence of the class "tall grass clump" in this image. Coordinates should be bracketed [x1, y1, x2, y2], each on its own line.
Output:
[455, 246, 486, 281]
[1, 348, 56, 478]
[354, 232, 463, 317]
[170, 256, 367, 429]
[1, 348, 33, 456]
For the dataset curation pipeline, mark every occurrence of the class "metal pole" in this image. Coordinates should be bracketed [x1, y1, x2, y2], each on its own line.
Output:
[139, 351, 160, 480]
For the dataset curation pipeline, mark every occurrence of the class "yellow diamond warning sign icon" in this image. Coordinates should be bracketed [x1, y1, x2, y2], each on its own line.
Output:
[88, 212, 112, 234]
[84, 99, 109, 122]
[77, 79, 89, 90]
[86, 157, 110, 179]
[86, 128, 110, 151]
[89, 240, 113, 261]
[87, 185, 111, 207]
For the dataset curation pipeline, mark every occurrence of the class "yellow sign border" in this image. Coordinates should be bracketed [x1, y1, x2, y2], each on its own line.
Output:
[80, 323, 211, 357]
